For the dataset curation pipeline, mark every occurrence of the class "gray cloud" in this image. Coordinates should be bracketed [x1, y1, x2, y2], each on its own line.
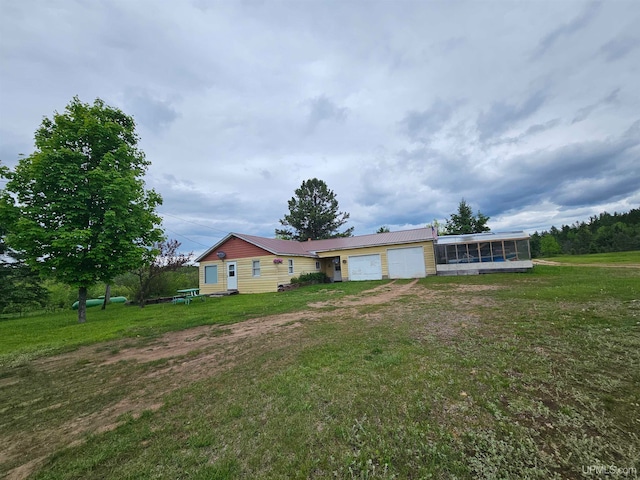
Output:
[352, 117, 640, 230]
[0, 130, 33, 168]
[491, 118, 562, 146]
[477, 90, 547, 141]
[530, 1, 602, 60]
[1, 0, 638, 251]
[572, 88, 619, 124]
[554, 174, 639, 207]
[525, 119, 562, 136]
[124, 90, 179, 133]
[600, 35, 640, 62]
[475, 122, 640, 216]
[304, 95, 349, 132]
[399, 99, 461, 143]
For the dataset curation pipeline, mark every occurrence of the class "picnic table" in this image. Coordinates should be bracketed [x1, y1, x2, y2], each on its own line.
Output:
[172, 288, 205, 305]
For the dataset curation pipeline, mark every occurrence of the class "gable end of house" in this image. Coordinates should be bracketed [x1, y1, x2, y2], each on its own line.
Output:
[198, 235, 273, 262]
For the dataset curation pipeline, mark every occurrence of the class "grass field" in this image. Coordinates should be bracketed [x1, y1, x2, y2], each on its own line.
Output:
[540, 250, 640, 265]
[1, 261, 639, 479]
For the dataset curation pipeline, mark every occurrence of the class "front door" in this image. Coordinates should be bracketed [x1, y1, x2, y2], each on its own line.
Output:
[227, 262, 238, 290]
[333, 258, 342, 282]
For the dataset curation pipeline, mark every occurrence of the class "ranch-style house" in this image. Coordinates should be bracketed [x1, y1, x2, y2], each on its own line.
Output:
[195, 228, 533, 294]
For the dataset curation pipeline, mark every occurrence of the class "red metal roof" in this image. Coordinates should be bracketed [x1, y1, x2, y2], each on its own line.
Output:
[233, 233, 316, 256]
[195, 227, 435, 262]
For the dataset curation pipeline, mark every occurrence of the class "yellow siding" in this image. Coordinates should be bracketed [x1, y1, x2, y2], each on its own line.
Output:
[424, 241, 437, 274]
[199, 255, 321, 294]
[198, 260, 225, 294]
[316, 241, 436, 280]
[198, 241, 435, 293]
[237, 255, 281, 294]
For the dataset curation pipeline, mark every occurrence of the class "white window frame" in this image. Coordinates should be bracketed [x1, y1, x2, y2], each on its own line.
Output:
[204, 265, 218, 284]
[315, 261, 321, 270]
[288, 258, 294, 274]
[252, 260, 261, 277]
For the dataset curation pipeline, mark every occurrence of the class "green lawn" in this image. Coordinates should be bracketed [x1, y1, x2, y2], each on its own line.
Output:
[0, 280, 380, 365]
[543, 250, 640, 264]
[1, 265, 639, 479]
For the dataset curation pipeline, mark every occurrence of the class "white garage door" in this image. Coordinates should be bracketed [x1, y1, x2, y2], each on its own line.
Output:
[348, 254, 382, 281]
[388, 247, 426, 279]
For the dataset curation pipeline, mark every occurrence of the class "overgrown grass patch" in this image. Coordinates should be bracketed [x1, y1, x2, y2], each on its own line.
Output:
[2, 264, 639, 478]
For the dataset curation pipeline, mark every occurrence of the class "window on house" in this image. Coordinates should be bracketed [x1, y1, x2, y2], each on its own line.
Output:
[288, 259, 294, 274]
[204, 265, 218, 284]
[504, 240, 518, 261]
[490, 241, 504, 261]
[315, 261, 320, 270]
[479, 242, 491, 262]
[445, 244, 457, 264]
[457, 244, 473, 263]
[516, 239, 531, 260]
[252, 260, 260, 277]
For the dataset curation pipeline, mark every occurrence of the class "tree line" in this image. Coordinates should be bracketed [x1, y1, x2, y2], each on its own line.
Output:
[530, 208, 640, 257]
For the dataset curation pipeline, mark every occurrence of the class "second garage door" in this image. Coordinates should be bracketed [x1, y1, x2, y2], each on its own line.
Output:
[388, 247, 426, 279]
[348, 254, 382, 281]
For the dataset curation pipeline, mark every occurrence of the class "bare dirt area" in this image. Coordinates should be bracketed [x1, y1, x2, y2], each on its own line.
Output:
[3, 279, 490, 480]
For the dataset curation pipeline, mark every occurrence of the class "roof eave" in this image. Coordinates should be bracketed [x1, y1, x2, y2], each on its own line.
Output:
[312, 237, 434, 253]
[196, 233, 318, 261]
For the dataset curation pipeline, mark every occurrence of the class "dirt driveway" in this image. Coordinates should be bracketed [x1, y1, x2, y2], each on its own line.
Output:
[5, 279, 443, 480]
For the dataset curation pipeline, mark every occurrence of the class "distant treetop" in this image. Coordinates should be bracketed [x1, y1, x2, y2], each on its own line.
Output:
[445, 199, 490, 235]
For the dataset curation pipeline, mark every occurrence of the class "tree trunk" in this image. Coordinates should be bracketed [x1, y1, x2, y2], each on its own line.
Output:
[101, 284, 111, 310]
[78, 286, 87, 323]
[138, 278, 148, 308]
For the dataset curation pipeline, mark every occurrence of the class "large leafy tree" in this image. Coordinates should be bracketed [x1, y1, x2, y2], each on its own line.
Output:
[540, 234, 562, 256]
[445, 199, 490, 235]
[276, 178, 353, 241]
[3, 97, 163, 323]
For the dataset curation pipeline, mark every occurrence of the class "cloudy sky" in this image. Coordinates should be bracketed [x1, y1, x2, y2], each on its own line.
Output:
[1, 0, 639, 255]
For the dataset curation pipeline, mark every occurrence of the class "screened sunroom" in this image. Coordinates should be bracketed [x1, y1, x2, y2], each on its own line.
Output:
[435, 232, 533, 275]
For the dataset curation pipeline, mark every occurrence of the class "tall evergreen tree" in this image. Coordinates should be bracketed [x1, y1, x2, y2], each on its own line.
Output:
[445, 199, 490, 234]
[276, 178, 353, 241]
[3, 97, 164, 322]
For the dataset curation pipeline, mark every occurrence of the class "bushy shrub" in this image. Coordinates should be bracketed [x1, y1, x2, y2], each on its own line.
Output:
[111, 266, 199, 304]
[297, 272, 330, 284]
[45, 280, 77, 310]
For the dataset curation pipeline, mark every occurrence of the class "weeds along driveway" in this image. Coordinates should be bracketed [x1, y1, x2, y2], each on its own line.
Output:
[3, 279, 434, 479]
